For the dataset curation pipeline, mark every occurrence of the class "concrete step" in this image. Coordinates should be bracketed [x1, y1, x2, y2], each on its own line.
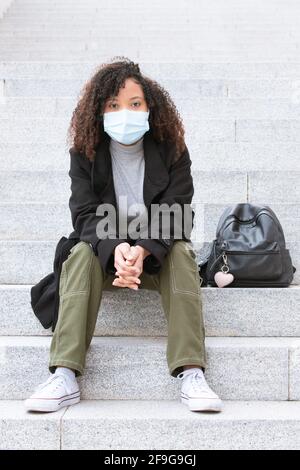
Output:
[1, 61, 300, 80]
[1, 400, 300, 449]
[0, 22, 246, 31]
[2, 141, 300, 172]
[14, 1, 282, 6]
[0, 19, 298, 28]
[0, 170, 248, 204]
[9, 3, 197, 8]
[3, 5, 298, 12]
[0, 284, 299, 337]
[1, 52, 299, 61]
[2, 13, 300, 23]
[6, 2, 296, 10]
[3, 78, 300, 99]
[0, 41, 298, 53]
[2, 29, 300, 37]
[1, 202, 299, 242]
[6, 1, 297, 8]
[2, 22, 299, 31]
[1, 169, 299, 205]
[0, 115, 236, 142]
[3, 98, 300, 122]
[2, 14, 298, 22]
[2, 112, 300, 144]
[2, 37, 300, 47]
[0, 336, 299, 400]
[1, 26, 297, 35]
[0, 240, 299, 285]
[7, 33, 295, 41]
[0, 41, 299, 52]
[2, 13, 194, 20]
[1, 25, 300, 34]
[1, 48, 300, 61]
[1, 50, 299, 61]
[4, 11, 299, 19]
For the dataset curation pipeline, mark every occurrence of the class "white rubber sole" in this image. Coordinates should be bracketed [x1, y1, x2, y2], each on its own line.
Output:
[24, 392, 80, 412]
[181, 395, 223, 412]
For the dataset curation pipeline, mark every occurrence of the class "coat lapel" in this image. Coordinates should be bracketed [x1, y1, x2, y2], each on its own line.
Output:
[92, 129, 170, 209]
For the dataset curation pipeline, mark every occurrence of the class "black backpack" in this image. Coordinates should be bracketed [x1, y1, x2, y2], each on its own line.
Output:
[198, 203, 296, 288]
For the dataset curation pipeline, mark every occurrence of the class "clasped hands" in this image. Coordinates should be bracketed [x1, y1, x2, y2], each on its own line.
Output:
[112, 242, 151, 290]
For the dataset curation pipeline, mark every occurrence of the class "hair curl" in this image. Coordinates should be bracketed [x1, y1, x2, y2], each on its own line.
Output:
[67, 56, 186, 163]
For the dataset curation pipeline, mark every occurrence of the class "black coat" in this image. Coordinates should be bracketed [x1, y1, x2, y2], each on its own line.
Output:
[30, 129, 195, 331]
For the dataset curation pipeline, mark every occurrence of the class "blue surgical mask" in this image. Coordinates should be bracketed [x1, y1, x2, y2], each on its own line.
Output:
[103, 108, 150, 145]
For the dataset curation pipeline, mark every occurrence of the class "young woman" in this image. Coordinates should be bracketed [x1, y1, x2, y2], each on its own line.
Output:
[25, 57, 222, 413]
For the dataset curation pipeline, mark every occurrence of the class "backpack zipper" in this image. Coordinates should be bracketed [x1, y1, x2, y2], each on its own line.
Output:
[222, 250, 279, 254]
[208, 248, 279, 274]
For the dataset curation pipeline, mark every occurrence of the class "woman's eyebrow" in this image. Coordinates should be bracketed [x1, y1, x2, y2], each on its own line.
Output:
[108, 96, 143, 101]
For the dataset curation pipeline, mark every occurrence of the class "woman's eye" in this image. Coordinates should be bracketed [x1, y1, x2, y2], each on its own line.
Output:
[108, 102, 140, 109]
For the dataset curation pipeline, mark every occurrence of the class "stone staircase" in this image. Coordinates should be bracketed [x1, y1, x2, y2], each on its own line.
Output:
[0, 0, 300, 450]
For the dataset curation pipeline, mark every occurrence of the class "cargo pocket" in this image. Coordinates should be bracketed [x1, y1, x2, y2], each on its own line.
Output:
[169, 241, 202, 296]
[59, 241, 94, 296]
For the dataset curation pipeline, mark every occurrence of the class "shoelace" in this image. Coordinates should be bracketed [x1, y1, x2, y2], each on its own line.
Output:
[190, 372, 211, 392]
[178, 370, 210, 393]
[34, 374, 70, 394]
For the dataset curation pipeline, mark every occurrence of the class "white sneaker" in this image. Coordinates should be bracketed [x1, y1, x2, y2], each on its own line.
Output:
[177, 368, 223, 412]
[24, 372, 80, 412]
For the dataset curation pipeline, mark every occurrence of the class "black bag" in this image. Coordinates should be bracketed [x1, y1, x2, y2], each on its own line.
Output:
[30, 235, 79, 331]
[198, 203, 296, 288]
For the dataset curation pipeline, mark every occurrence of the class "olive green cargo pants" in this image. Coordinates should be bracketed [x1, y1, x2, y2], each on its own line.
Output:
[49, 240, 206, 378]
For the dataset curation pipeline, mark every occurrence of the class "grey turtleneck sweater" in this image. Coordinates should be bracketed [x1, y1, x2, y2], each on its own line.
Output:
[109, 136, 148, 229]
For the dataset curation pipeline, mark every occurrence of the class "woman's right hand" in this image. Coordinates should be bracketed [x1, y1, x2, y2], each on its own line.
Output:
[113, 243, 141, 290]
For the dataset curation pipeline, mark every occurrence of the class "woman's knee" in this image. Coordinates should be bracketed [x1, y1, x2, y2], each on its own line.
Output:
[63, 241, 95, 271]
[170, 240, 196, 264]
[69, 241, 94, 258]
[166, 240, 202, 295]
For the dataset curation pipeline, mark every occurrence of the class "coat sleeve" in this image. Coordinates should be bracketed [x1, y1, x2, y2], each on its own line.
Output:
[68, 148, 128, 275]
[134, 143, 195, 274]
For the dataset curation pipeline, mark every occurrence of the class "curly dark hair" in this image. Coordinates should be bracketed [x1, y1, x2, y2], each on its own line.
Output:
[67, 56, 186, 163]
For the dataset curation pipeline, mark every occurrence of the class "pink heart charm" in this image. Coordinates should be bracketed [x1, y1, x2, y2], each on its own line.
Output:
[214, 271, 234, 288]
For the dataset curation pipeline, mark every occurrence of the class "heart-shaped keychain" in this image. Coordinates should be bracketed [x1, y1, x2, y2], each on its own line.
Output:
[214, 253, 235, 288]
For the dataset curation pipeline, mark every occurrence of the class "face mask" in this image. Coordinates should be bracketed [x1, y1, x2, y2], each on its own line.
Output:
[103, 108, 150, 145]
